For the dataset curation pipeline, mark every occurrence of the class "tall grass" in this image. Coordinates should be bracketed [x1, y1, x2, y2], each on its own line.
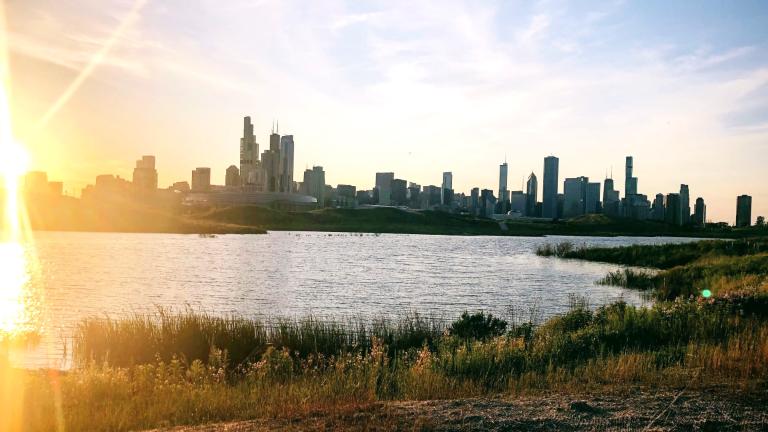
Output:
[536, 238, 768, 269]
[74, 310, 445, 367]
[11, 296, 767, 431]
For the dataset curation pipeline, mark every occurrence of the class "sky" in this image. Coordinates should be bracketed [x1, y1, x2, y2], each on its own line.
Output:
[4, 0, 768, 222]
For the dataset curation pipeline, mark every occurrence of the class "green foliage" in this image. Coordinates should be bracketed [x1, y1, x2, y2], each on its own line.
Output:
[74, 310, 444, 368]
[448, 312, 508, 340]
[14, 293, 768, 431]
[538, 238, 768, 269]
[599, 268, 657, 290]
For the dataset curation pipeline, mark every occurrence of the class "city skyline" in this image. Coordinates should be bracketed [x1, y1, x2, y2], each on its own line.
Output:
[3, 0, 768, 222]
[32, 116, 758, 227]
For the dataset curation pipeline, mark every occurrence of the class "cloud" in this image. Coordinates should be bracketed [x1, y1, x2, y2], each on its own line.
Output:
[516, 14, 550, 46]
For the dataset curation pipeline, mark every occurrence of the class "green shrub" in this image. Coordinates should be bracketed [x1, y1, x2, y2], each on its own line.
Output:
[448, 312, 508, 340]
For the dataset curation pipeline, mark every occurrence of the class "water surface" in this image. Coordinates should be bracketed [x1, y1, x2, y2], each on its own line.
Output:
[6, 231, 702, 367]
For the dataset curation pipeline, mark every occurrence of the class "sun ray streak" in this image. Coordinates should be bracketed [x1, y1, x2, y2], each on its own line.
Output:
[35, 0, 149, 130]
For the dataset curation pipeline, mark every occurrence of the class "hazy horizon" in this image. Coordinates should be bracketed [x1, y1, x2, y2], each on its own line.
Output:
[5, 0, 768, 222]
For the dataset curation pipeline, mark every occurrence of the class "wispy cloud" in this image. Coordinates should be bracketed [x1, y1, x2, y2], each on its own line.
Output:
[5, 0, 768, 220]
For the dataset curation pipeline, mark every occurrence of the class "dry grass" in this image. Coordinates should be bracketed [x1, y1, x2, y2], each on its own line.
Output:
[4, 295, 768, 431]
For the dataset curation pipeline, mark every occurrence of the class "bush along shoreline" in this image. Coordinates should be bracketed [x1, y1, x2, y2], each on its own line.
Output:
[537, 238, 768, 300]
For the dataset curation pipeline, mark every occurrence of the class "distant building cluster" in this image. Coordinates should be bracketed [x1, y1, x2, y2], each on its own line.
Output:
[17, 115, 762, 228]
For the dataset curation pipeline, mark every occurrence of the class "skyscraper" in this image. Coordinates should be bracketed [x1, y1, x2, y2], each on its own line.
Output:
[260, 122, 282, 192]
[665, 193, 682, 226]
[625, 156, 637, 196]
[470, 187, 479, 215]
[525, 173, 538, 216]
[585, 182, 601, 214]
[225, 165, 240, 187]
[563, 176, 588, 218]
[693, 197, 706, 227]
[191, 167, 211, 192]
[391, 179, 408, 206]
[542, 156, 559, 219]
[736, 195, 752, 227]
[279, 135, 295, 193]
[239, 117, 258, 185]
[602, 177, 619, 216]
[498, 162, 509, 213]
[303, 166, 325, 207]
[375, 172, 394, 205]
[680, 184, 690, 225]
[480, 189, 495, 218]
[652, 193, 665, 221]
[132, 155, 158, 191]
[442, 172, 453, 205]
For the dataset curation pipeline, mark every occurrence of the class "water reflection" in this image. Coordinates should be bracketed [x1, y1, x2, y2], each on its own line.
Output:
[0, 241, 37, 339]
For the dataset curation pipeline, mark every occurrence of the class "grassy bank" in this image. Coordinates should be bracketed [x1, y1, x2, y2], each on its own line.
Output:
[196, 206, 768, 237]
[537, 238, 768, 299]
[6, 293, 768, 431]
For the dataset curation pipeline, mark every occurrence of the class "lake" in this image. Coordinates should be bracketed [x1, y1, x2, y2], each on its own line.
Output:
[2, 231, 702, 368]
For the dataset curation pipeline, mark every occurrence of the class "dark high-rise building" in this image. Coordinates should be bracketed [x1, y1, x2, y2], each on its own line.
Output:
[261, 149, 280, 192]
[652, 193, 665, 221]
[542, 156, 559, 219]
[665, 193, 682, 226]
[441, 172, 453, 206]
[693, 197, 706, 227]
[191, 167, 211, 192]
[132, 155, 158, 191]
[510, 191, 525, 214]
[225, 165, 240, 187]
[279, 135, 294, 193]
[736, 195, 752, 227]
[602, 177, 619, 216]
[470, 187, 479, 215]
[563, 176, 588, 218]
[498, 162, 509, 213]
[525, 173, 538, 216]
[336, 184, 357, 208]
[585, 182, 601, 214]
[480, 189, 496, 218]
[375, 172, 394, 205]
[408, 182, 421, 208]
[303, 166, 325, 207]
[423, 185, 442, 208]
[391, 179, 408, 206]
[239, 116, 258, 185]
[680, 184, 690, 225]
[625, 156, 637, 196]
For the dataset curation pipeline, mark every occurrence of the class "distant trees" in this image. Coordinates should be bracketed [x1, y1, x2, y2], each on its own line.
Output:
[757, 216, 765, 227]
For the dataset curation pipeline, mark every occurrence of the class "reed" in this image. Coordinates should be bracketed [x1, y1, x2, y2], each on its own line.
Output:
[536, 238, 768, 269]
[74, 310, 446, 368]
[12, 295, 767, 431]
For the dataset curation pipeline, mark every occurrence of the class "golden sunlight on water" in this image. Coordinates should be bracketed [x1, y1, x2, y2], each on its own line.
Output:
[0, 242, 32, 335]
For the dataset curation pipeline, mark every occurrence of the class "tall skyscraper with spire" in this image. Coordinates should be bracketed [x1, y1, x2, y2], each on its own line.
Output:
[239, 116, 258, 185]
[542, 156, 559, 219]
[498, 162, 508, 213]
[263, 120, 282, 192]
[625, 156, 637, 196]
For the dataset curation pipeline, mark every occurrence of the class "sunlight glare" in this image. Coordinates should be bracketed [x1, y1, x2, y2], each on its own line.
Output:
[0, 242, 30, 335]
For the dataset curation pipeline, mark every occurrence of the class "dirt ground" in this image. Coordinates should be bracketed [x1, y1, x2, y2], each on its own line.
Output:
[149, 388, 768, 431]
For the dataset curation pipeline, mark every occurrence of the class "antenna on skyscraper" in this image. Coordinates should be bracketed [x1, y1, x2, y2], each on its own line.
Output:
[277, 120, 279, 134]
